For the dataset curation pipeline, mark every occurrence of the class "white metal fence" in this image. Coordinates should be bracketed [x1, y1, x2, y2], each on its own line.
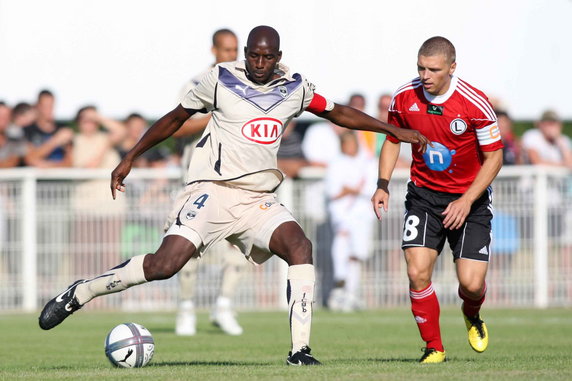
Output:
[1, 166, 571, 312]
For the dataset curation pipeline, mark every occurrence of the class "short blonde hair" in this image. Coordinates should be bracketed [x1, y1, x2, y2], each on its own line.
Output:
[418, 36, 456, 64]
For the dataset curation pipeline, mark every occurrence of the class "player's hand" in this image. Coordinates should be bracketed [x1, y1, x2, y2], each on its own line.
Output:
[371, 188, 390, 220]
[52, 128, 74, 146]
[393, 129, 431, 153]
[110, 159, 133, 200]
[442, 197, 472, 229]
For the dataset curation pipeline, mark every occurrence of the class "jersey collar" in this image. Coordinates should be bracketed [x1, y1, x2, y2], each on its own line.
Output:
[422, 75, 458, 105]
[235, 60, 295, 87]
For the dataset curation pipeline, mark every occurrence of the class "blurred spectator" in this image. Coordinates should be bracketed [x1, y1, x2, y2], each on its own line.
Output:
[349, 93, 376, 158]
[301, 119, 344, 220]
[71, 105, 126, 215]
[36, 89, 56, 123]
[117, 113, 149, 168]
[71, 106, 126, 282]
[302, 120, 344, 168]
[496, 110, 522, 165]
[71, 105, 125, 169]
[326, 131, 377, 311]
[24, 90, 73, 167]
[374, 93, 392, 154]
[522, 110, 572, 169]
[375, 93, 412, 168]
[0, 102, 11, 134]
[0, 102, 26, 168]
[277, 119, 310, 178]
[301, 117, 345, 305]
[490, 110, 522, 299]
[8, 102, 36, 141]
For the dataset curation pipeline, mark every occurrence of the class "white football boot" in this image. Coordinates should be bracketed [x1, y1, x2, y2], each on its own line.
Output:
[175, 300, 197, 336]
[211, 296, 243, 336]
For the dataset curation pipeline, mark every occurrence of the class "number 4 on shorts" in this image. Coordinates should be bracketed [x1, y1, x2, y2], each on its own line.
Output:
[193, 194, 209, 209]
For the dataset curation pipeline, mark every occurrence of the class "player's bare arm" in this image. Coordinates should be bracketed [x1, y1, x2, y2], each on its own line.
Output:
[313, 103, 430, 152]
[442, 149, 503, 229]
[371, 139, 401, 220]
[172, 114, 211, 138]
[111, 105, 196, 199]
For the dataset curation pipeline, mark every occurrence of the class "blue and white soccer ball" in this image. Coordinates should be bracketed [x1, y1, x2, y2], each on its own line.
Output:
[104, 322, 154, 368]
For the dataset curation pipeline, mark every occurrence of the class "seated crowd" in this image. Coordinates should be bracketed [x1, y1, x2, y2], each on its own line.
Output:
[1, 90, 570, 174]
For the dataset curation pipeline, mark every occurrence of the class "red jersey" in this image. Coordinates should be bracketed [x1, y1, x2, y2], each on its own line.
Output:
[387, 76, 503, 193]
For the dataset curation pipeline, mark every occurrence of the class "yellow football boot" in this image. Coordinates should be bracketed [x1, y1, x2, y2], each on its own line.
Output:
[463, 312, 488, 353]
[419, 347, 447, 363]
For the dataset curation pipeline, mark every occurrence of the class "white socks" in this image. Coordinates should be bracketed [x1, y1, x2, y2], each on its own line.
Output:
[74, 254, 148, 305]
[345, 259, 362, 299]
[178, 257, 199, 303]
[287, 264, 315, 353]
[332, 233, 350, 282]
[220, 249, 247, 299]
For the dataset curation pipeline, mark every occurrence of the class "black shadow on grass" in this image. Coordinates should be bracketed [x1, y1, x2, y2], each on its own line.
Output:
[366, 357, 421, 363]
[368, 357, 477, 363]
[150, 361, 269, 367]
[145, 327, 240, 335]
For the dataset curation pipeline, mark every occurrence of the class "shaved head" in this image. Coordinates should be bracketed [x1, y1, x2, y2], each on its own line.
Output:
[244, 25, 282, 84]
[247, 25, 280, 52]
[418, 36, 456, 64]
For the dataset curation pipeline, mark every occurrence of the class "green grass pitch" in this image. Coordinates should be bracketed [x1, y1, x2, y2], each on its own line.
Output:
[1, 308, 571, 380]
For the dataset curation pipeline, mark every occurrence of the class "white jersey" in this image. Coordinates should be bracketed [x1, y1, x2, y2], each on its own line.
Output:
[181, 60, 316, 192]
[178, 67, 211, 105]
[325, 153, 377, 224]
[177, 66, 212, 184]
[521, 128, 572, 165]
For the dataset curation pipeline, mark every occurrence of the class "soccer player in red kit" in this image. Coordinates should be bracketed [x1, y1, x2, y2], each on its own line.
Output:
[371, 36, 503, 363]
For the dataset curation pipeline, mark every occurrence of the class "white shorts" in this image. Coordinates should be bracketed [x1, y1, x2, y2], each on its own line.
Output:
[164, 182, 296, 264]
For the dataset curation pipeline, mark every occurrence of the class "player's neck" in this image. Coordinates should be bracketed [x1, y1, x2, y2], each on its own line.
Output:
[432, 76, 453, 96]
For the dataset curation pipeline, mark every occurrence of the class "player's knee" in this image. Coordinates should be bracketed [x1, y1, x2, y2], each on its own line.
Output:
[459, 282, 485, 298]
[144, 254, 180, 281]
[289, 237, 313, 265]
[407, 267, 431, 287]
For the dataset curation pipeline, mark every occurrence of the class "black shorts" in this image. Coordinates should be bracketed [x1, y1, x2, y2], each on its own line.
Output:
[401, 182, 493, 262]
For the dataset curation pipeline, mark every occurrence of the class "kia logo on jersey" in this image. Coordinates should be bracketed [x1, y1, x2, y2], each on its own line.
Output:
[242, 117, 283, 144]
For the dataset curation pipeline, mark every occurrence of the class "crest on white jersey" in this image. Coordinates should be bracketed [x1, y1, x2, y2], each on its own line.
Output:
[278, 86, 288, 98]
[450, 118, 467, 135]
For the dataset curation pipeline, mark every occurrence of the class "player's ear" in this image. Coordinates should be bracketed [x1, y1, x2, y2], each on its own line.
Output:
[449, 61, 457, 75]
[244, 46, 248, 57]
[276, 51, 282, 63]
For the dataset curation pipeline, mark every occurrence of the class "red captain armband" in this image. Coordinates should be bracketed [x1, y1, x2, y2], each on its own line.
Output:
[306, 93, 331, 114]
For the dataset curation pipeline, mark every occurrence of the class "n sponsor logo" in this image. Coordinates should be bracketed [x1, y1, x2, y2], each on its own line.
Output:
[242, 117, 283, 144]
[479, 246, 489, 255]
[422, 142, 455, 172]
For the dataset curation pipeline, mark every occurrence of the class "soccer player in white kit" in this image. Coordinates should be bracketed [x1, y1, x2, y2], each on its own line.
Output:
[326, 132, 377, 312]
[39, 25, 429, 365]
[173, 28, 247, 337]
